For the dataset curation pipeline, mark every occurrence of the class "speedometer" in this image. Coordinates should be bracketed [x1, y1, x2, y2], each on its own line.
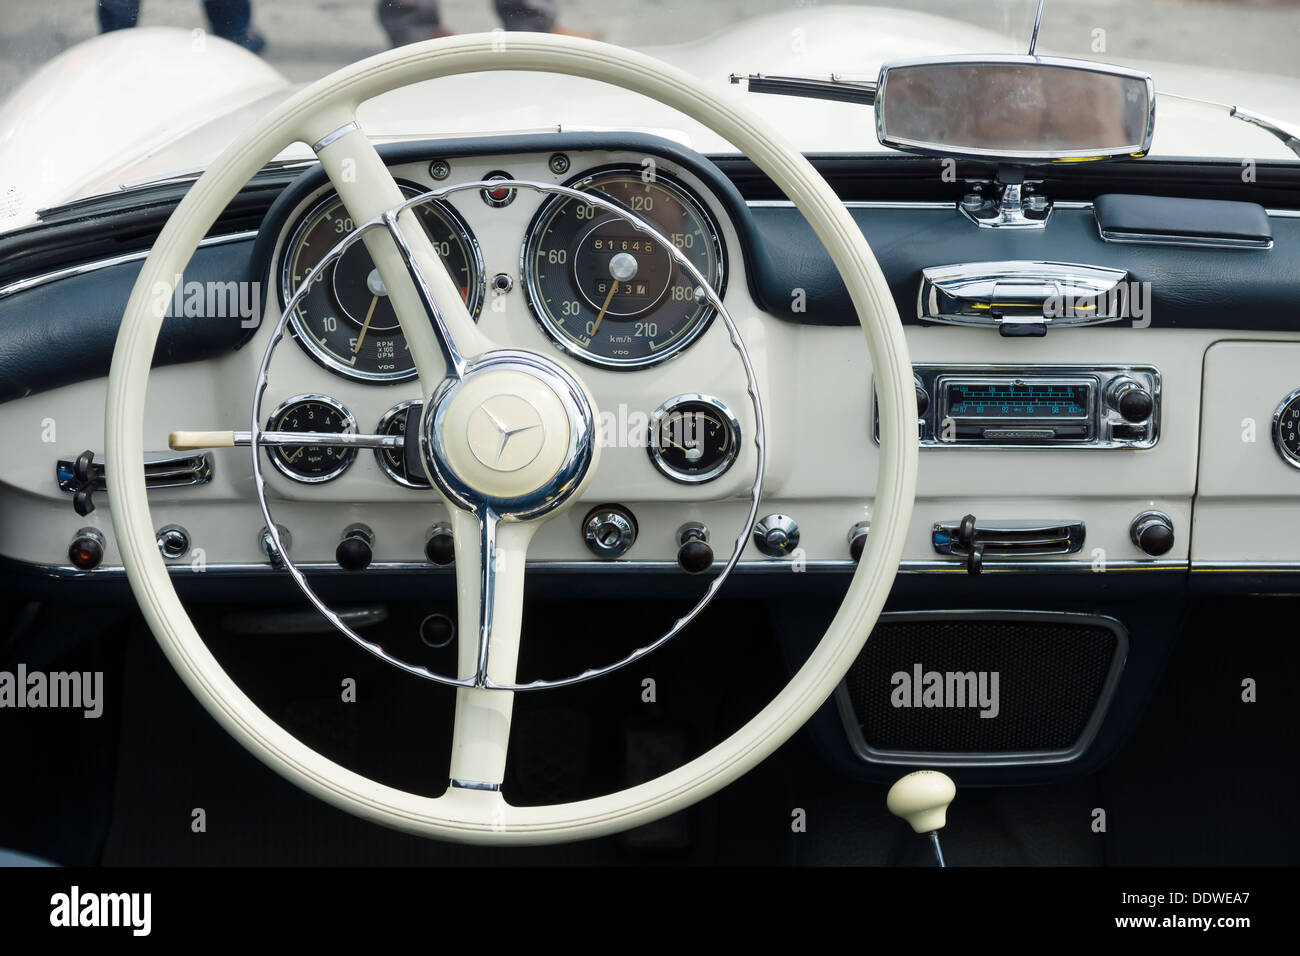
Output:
[281, 186, 484, 383]
[522, 167, 725, 369]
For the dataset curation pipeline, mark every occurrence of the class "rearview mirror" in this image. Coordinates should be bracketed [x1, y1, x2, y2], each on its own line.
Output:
[875, 55, 1155, 163]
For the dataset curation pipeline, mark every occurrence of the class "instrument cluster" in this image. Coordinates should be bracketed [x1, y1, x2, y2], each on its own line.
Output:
[276, 162, 726, 382]
[269, 153, 740, 493]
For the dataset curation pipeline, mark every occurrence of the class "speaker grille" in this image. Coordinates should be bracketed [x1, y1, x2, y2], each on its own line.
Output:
[843, 614, 1123, 759]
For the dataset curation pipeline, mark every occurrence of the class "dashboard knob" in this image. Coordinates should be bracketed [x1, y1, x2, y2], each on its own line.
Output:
[68, 527, 106, 572]
[583, 505, 638, 559]
[425, 523, 456, 566]
[848, 521, 871, 562]
[336, 524, 374, 572]
[754, 514, 800, 558]
[1107, 378, 1154, 423]
[1130, 511, 1175, 557]
[676, 522, 713, 574]
[914, 383, 930, 418]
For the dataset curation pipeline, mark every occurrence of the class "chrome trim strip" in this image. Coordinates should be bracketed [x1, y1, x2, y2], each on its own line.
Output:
[745, 199, 957, 210]
[1096, 221, 1273, 250]
[22, 557, 1190, 579]
[310, 121, 360, 154]
[834, 610, 1129, 768]
[0, 231, 258, 301]
[449, 779, 501, 792]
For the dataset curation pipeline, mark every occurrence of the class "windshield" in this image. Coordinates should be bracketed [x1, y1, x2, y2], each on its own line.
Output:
[1, 0, 1298, 211]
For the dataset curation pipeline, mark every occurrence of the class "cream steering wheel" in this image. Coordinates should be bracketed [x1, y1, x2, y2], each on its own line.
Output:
[106, 33, 917, 845]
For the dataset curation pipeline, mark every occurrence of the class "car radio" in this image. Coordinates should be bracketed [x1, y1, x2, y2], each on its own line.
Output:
[874, 365, 1160, 448]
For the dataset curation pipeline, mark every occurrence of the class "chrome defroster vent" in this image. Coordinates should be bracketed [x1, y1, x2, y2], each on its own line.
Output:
[57, 451, 214, 493]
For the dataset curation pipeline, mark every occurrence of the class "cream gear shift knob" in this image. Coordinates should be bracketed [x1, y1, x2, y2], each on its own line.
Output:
[887, 770, 956, 866]
[886, 769, 957, 833]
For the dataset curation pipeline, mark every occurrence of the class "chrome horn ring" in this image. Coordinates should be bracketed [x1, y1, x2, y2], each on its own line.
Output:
[251, 178, 765, 691]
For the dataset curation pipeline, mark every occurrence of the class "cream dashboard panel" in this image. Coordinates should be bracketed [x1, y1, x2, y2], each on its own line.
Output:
[0, 147, 1286, 575]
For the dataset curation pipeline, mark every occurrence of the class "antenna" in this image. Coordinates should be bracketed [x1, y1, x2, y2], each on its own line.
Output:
[1028, 0, 1046, 55]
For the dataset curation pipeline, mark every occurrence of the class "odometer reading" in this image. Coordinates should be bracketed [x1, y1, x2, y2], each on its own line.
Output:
[523, 167, 725, 368]
[281, 187, 483, 382]
[266, 396, 357, 483]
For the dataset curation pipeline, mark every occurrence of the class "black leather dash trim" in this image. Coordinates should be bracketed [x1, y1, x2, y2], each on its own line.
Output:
[0, 242, 256, 404]
[749, 205, 1300, 327]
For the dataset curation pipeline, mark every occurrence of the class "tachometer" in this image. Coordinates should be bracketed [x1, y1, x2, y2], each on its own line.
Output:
[281, 186, 483, 382]
[522, 167, 725, 369]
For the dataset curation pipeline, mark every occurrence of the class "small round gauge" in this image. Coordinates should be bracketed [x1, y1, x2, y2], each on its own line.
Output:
[522, 166, 725, 369]
[281, 186, 484, 382]
[375, 400, 430, 488]
[266, 395, 357, 483]
[1273, 389, 1300, 469]
[648, 394, 741, 484]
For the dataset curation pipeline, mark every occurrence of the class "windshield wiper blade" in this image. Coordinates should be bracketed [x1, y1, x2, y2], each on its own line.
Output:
[730, 72, 877, 106]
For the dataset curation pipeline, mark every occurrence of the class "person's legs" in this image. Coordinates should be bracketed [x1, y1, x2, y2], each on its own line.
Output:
[202, 0, 265, 52]
[377, 0, 444, 47]
[97, 0, 141, 32]
[493, 0, 556, 32]
[202, 0, 251, 39]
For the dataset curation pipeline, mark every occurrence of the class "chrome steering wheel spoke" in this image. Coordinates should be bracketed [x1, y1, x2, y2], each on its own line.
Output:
[305, 115, 493, 393]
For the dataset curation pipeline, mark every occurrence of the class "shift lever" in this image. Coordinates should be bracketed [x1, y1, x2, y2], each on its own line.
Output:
[886, 770, 957, 867]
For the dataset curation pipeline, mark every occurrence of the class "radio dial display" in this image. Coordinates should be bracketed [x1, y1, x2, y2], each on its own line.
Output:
[945, 382, 1091, 419]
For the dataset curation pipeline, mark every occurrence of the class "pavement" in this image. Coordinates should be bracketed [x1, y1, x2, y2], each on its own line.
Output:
[2, 1, 1298, 102]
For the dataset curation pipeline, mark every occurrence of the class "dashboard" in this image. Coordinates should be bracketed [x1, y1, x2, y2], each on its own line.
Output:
[2, 133, 1300, 589]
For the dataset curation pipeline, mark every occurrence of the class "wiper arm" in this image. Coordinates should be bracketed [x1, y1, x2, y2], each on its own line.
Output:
[1229, 106, 1300, 159]
[1160, 91, 1300, 159]
[729, 72, 877, 106]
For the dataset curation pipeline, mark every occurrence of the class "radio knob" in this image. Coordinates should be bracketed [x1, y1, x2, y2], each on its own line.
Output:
[1107, 378, 1154, 423]
[1130, 511, 1174, 557]
[914, 381, 929, 418]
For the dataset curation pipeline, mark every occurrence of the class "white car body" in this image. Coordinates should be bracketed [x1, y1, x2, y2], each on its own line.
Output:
[1, 6, 1298, 229]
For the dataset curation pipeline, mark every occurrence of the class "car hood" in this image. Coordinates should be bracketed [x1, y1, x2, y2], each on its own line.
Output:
[2, 5, 1298, 230]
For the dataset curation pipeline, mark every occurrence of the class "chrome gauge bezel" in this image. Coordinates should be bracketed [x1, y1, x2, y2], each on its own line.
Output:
[1272, 388, 1300, 470]
[520, 164, 727, 370]
[265, 393, 358, 484]
[648, 393, 742, 484]
[278, 183, 485, 383]
[374, 399, 430, 488]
